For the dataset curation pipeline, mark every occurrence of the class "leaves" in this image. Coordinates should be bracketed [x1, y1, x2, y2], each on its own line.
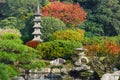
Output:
[42, 2, 86, 27]
[0, 17, 25, 30]
[26, 40, 40, 48]
[50, 29, 85, 42]
[36, 40, 82, 59]
[41, 17, 66, 41]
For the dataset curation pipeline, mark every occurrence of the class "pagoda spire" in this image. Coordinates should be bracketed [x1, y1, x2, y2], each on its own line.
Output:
[37, 2, 40, 13]
[32, 2, 43, 42]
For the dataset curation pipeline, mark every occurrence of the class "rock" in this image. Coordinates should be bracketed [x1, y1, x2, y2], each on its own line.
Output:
[12, 76, 25, 80]
[101, 71, 120, 80]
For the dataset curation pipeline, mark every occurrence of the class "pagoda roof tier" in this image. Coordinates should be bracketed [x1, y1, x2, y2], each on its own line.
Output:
[34, 12, 42, 16]
[33, 24, 42, 28]
[33, 18, 41, 22]
[32, 30, 42, 35]
[32, 37, 43, 42]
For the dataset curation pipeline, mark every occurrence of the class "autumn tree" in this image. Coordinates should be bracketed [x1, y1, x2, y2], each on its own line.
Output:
[42, 2, 86, 27]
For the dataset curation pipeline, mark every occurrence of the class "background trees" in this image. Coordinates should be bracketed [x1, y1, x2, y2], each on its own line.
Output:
[75, 0, 120, 36]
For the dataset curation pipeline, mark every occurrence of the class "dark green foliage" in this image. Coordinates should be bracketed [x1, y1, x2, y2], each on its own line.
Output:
[0, 17, 25, 30]
[41, 0, 49, 6]
[0, 64, 9, 80]
[77, 21, 104, 37]
[36, 40, 82, 59]
[75, 0, 120, 36]
[41, 17, 66, 41]
[1, 0, 44, 17]
[60, 0, 73, 3]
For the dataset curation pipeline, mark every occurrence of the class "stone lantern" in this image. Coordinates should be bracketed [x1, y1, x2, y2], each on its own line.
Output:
[32, 4, 43, 42]
[75, 48, 89, 66]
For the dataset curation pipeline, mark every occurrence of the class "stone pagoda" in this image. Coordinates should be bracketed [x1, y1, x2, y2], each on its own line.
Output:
[32, 4, 43, 42]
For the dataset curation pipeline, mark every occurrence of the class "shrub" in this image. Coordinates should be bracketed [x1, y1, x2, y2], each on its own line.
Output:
[104, 42, 120, 55]
[50, 29, 84, 42]
[36, 40, 82, 60]
[0, 28, 21, 37]
[41, 17, 66, 41]
[42, 2, 86, 27]
[26, 40, 40, 48]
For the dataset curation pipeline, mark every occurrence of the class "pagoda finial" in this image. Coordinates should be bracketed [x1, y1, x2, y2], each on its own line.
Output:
[37, 0, 40, 13]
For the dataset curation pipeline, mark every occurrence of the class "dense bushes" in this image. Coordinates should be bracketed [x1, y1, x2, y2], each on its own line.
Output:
[50, 29, 84, 42]
[84, 36, 120, 75]
[36, 40, 82, 59]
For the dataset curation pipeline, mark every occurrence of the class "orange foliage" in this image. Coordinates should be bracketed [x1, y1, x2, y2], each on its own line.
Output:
[26, 40, 40, 48]
[85, 44, 100, 56]
[42, 2, 86, 26]
[105, 42, 120, 55]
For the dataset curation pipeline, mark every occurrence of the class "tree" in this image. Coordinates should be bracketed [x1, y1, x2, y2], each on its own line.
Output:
[76, 0, 120, 36]
[0, 0, 49, 17]
[0, 29, 45, 79]
[77, 21, 104, 37]
[41, 17, 66, 41]
[42, 2, 86, 27]
[0, 17, 25, 30]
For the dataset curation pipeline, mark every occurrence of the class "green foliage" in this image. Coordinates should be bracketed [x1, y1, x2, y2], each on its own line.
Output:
[36, 40, 82, 59]
[41, 17, 66, 41]
[77, 0, 120, 36]
[0, 17, 25, 30]
[50, 29, 84, 42]
[0, 28, 22, 43]
[0, 40, 36, 54]
[0, 64, 18, 80]
[77, 21, 104, 37]
[0, 33, 22, 43]
[60, 0, 73, 3]
[0, 0, 48, 17]
[0, 64, 9, 80]
[0, 30, 45, 79]
[83, 36, 103, 45]
[41, 0, 50, 6]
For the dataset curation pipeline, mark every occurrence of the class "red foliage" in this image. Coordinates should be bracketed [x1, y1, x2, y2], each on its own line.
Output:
[26, 40, 40, 48]
[42, 2, 86, 26]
